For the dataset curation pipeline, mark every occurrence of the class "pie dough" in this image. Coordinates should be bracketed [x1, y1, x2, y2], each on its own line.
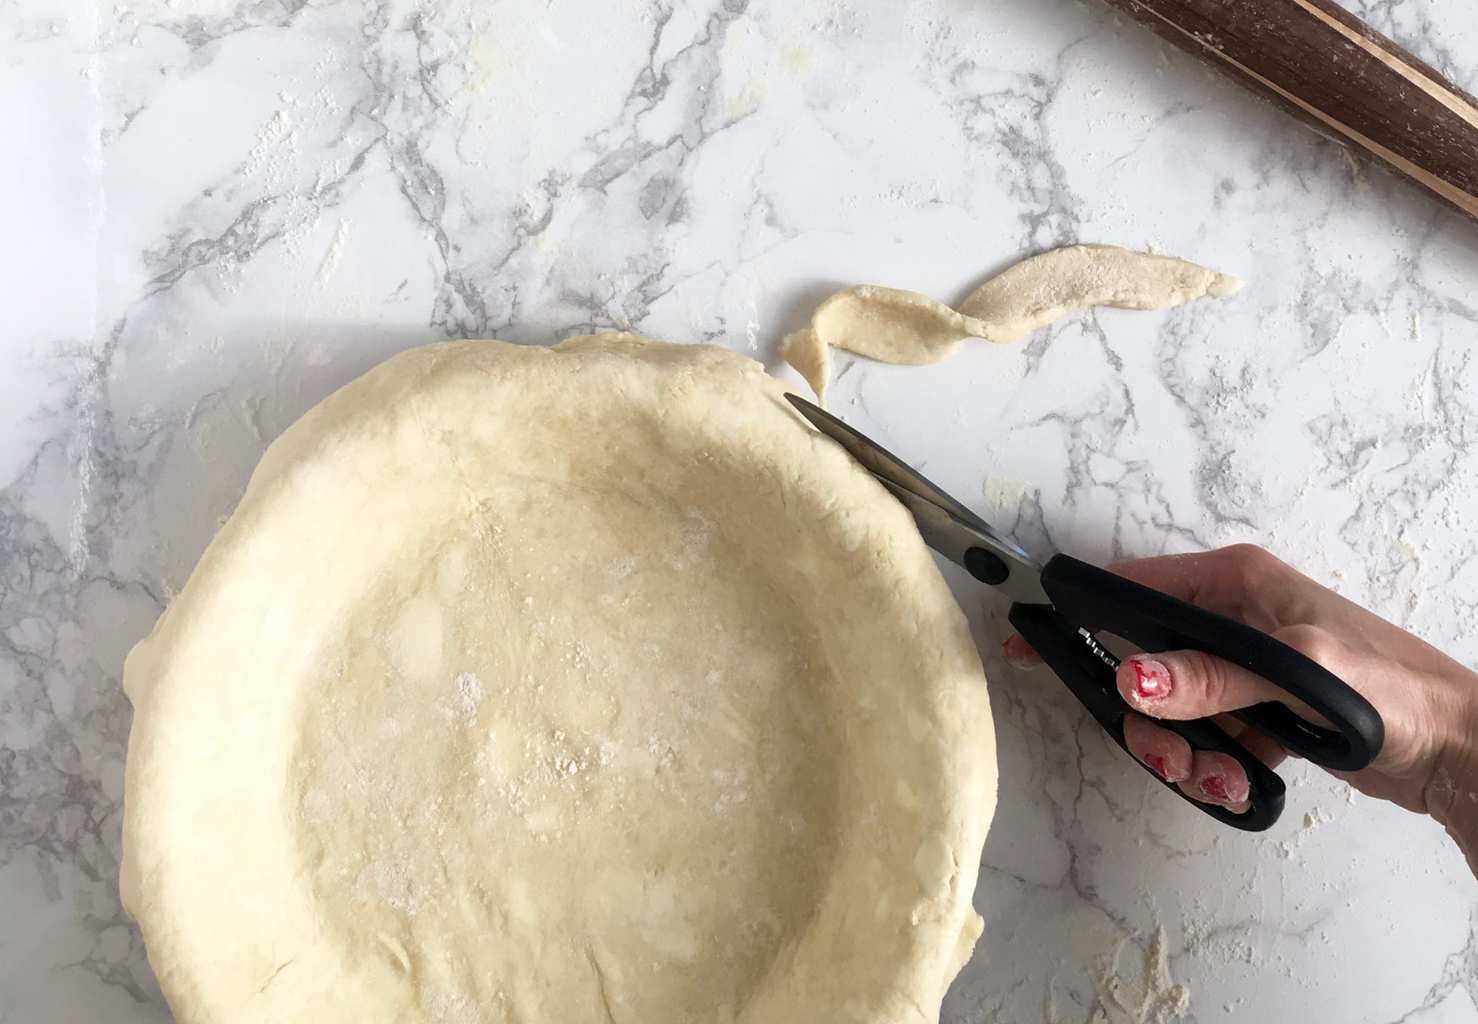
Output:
[120, 335, 996, 1024]
[782, 244, 1243, 402]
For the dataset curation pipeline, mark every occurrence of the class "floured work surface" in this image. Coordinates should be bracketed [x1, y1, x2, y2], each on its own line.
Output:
[120, 335, 997, 1024]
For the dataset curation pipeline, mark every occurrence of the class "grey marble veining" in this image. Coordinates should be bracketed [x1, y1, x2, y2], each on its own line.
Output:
[3, 0, 1478, 1021]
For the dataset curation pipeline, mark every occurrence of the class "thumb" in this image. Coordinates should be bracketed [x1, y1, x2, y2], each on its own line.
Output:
[1117, 649, 1293, 721]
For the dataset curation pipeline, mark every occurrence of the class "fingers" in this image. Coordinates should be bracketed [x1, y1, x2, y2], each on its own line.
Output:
[1122, 714, 1192, 782]
[1225, 718, 1289, 771]
[1180, 751, 1252, 812]
[1121, 714, 1250, 810]
[1123, 717, 1252, 812]
[1001, 632, 1043, 669]
[1123, 714, 1285, 813]
[1000, 543, 1310, 820]
[1116, 649, 1291, 721]
[1105, 550, 1231, 605]
[1106, 544, 1293, 628]
[1004, 634, 1267, 812]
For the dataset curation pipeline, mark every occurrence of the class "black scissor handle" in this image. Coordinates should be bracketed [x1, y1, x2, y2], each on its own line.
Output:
[1039, 554, 1384, 771]
[1009, 603, 1286, 831]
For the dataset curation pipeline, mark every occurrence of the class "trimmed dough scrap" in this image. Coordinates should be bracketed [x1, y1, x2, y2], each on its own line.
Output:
[120, 334, 997, 1024]
[783, 244, 1243, 402]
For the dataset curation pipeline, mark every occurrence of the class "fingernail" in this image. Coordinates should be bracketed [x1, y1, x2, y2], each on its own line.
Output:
[1002, 633, 1038, 670]
[1144, 754, 1170, 780]
[1128, 656, 1172, 703]
[1199, 774, 1231, 804]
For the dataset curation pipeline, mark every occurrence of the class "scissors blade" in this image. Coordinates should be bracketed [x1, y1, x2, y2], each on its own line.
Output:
[784, 394, 1050, 605]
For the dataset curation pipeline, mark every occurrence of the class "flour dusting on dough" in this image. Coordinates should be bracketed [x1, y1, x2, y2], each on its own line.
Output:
[783, 244, 1243, 402]
[453, 671, 485, 720]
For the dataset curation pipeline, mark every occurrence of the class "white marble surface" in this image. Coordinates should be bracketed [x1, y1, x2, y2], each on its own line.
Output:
[4, 0, 1478, 1020]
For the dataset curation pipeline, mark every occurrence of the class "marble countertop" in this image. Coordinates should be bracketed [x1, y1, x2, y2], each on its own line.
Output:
[4, 0, 1477, 1020]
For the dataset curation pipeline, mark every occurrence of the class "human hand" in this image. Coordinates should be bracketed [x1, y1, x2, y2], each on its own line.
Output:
[1001, 544, 1478, 873]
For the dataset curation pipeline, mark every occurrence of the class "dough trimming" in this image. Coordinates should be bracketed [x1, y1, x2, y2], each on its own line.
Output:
[783, 244, 1243, 402]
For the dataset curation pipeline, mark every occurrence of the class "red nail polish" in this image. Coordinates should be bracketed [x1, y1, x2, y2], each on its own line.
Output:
[1144, 754, 1169, 779]
[1003, 634, 1036, 668]
[1131, 658, 1171, 701]
[1200, 774, 1230, 802]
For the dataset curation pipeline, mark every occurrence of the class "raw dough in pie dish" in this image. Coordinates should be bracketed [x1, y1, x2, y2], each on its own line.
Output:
[121, 335, 996, 1024]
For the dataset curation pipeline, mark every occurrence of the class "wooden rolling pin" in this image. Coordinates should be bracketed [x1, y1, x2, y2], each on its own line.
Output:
[1097, 0, 1478, 219]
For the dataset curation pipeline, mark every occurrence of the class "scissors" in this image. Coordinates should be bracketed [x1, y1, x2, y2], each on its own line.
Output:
[785, 394, 1384, 832]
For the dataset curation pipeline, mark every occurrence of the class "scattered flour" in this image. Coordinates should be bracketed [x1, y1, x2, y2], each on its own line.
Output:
[316, 218, 351, 284]
[1275, 803, 1335, 859]
[1049, 927, 1190, 1024]
[244, 108, 296, 180]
